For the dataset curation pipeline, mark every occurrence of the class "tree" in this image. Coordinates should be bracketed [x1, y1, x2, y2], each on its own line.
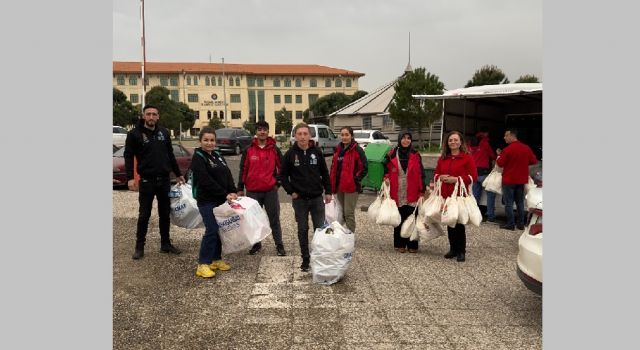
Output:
[113, 88, 138, 127]
[515, 74, 540, 83]
[465, 64, 510, 87]
[302, 109, 311, 124]
[389, 67, 445, 147]
[243, 119, 256, 134]
[275, 107, 293, 134]
[309, 92, 352, 117]
[144, 86, 195, 138]
[208, 116, 224, 130]
[350, 90, 368, 102]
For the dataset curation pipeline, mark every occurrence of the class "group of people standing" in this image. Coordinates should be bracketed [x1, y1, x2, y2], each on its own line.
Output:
[123, 104, 537, 278]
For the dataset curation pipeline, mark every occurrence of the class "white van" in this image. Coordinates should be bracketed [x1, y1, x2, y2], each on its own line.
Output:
[289, 123, 340, 155]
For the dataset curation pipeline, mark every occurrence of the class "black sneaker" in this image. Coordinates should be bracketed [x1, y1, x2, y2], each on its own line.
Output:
[160, 245, 182, 255]
[487, 217, 496, 223]
[444, 250, 456, 259]
[132, 249, 144, 260]
[276, 245, 287, 256]
[248, 243, 262, 255]
[500, 224, 515, 231]
[456, 253, 466, 262]
[300, 259, 310, 272]
[517, 224, 526, 230]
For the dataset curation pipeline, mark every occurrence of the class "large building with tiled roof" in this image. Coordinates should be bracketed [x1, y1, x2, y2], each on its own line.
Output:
[113, 61, 364, 134]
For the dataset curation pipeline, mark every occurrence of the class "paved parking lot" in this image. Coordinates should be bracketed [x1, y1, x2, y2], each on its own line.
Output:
[113, 153, 541, 349]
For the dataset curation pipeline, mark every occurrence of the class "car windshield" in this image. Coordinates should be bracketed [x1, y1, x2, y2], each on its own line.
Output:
[216, 129, 234, 137]
[354, 132, 370, 139]
[114, 147, 125, 157]
[113, 127, 127, 134]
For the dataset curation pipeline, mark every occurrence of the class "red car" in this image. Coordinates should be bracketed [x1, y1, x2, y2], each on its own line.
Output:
[113, 144, 193, 187]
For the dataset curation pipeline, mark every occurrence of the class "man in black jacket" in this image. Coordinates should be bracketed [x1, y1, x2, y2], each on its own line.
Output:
[281, 123, 332, 272]
[124, 104, 185, 260]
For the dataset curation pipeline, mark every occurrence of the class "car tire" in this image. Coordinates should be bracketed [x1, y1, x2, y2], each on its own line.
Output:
[234, 144, 241, 155]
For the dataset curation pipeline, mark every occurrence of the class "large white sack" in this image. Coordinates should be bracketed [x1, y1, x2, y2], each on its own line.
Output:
[213, 196, 272, 254]
[310, 221, 355, 285]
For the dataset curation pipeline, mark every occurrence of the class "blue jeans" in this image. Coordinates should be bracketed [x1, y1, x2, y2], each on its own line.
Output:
[472, 174, 496, 220]
[197, 202, 222, 264]
[502, 184, 525, 227]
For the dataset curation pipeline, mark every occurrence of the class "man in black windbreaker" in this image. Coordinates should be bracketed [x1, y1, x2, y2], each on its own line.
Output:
[124, 104, 185, 260]
[280, 123, 332, 272]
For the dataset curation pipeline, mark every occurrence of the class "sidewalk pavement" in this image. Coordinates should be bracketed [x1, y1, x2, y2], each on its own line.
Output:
[113, 190, 541, 350]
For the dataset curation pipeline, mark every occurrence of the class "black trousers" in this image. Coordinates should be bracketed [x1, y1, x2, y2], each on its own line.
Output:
[393, 205, 418, 250]
[447, 223, 466, 254]
[136, 177, 172, 249]
[292, 196, 325, 260]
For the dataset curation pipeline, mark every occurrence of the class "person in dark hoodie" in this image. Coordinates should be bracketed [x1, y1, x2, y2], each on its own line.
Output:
[237, 120, 286, 257]
[124, 104, 185, 260]
[281, 122, 332, 272]
[329, 126, 368, 233]
[468, 131, 497, 222]
[382, 131, 427, 253]
[190, 127, 238, 278]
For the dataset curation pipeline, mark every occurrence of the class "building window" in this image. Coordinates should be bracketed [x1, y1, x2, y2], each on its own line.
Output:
[295, 95, 302, 104]
[229, 77, 234, 86]
[230, 94, 241, 103]
[335, 79, 342, 88]
[231, 111, 241, 119]
[296, 111, 303, 119]
[274, 95, 281, 104]
[194, 76, 199, 85]
[129, 76, 137, 86]
[219, 111, 224, 119]
[207, 111, 212, 120]
[160, 76, 168, 86]
[170, 89, 179, 101]
[383, 115, 393, 130]
[310, 78, 317, 87]
[295, 78, 302, 87]
[346, 78, 352, 87]
[284, 95, 292, 104]
[170, 76, 178, 86]
[213, 111, 218, 119]
[186, 76, 192, 85]
[217, 77, 222, 86]
[308, 94, 319, 106]
[130, 94, 139, 104]
[284, 78, 291, 87]
[235, 77, 240, 86]
[188, 94, 199, 103]
[144, 77, 149, 86]
[325, 79, 331, 88]
[116, 75, 125, 85]
[273, 78, 280, 87]
[257, 77, 264, 87]
[205, 76, 210, 86]
[362, 116, 372, 129]
[248, 77, 255, 87]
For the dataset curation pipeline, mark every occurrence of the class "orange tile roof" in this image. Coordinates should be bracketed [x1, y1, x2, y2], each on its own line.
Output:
[113, 61, 365, 77]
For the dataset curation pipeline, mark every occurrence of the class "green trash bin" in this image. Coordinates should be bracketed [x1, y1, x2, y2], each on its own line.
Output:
[361, 143, 392, 191]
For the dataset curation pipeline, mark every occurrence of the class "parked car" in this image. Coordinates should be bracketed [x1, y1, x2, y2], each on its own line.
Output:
[353, 129, 391, 149]
[113, 144, 121, 153]
[289, 123, 340, 155]
[478, 162, 543, 215]
[113, 126, 128, 147]
[215, 128, 253, 155]
[517, 183, 543, 295]
[112, 144, 193, 187]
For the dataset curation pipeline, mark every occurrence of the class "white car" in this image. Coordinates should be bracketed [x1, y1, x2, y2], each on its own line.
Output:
[113, 126, 128, 147]
[517, 185, 543, 295]
[353, 130, 391, 149]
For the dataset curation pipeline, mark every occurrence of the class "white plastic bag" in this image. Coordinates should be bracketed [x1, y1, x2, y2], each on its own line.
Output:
[423, 178, 444, 222]
[525, 176, 536, 195]
[440, 180, 459, 228]
[376, 188, 402, 227]
[213, 196, 272, 254]
[465, 175, 483, 227]
[456, 177, 469, 225]
[367, 181, 387, 220]
[400, 203, 419, 239]
[168, 184, 203, 229]
[415, 197, 429, 239]
[310, 221, 355, 285]
[482, 166, 503, 194]
[325, 195, 344, 224]
[419, 217, 446, 242]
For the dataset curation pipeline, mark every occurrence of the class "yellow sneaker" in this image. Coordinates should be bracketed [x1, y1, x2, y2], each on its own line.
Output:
[195, 264, 215, 278]
[209, 260, 231, 271]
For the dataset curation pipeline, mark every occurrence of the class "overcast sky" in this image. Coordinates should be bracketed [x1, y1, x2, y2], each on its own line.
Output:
[113, 0, 542, 93]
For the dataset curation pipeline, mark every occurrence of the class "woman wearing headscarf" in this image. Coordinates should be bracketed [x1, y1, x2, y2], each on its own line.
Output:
[382, 131, 426, 253]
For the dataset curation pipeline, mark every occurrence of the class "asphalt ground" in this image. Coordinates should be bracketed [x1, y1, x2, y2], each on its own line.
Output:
[113, 153, 541, 349]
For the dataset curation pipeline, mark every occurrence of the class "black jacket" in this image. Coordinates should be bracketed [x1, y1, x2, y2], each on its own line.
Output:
[124, 120, 181, 180]
[190, 148, 237, 205]
[281, 142, 331, 199]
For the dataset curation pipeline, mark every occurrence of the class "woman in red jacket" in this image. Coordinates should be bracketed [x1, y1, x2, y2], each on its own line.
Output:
[383, 131, 426, 253]
[330, 126, 368, 233]
[434, 131, 478, 262]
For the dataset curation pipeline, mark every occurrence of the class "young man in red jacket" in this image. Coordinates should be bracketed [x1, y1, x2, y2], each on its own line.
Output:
[496, 129, 538, 231]
[237, 121, 286, 256]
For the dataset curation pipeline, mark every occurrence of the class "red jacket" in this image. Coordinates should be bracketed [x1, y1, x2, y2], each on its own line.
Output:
[496, 140, 538, 185]
[434, 152, 477, 198]
[384, 148, 425, 205]
[330, 141, 368, 193]
[469, 135, 496, 169]
[238, 137, 282, 192]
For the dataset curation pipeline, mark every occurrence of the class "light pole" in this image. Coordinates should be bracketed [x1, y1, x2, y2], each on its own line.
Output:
[140, 0, 147, 108]
[222, 57, 228, 127]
